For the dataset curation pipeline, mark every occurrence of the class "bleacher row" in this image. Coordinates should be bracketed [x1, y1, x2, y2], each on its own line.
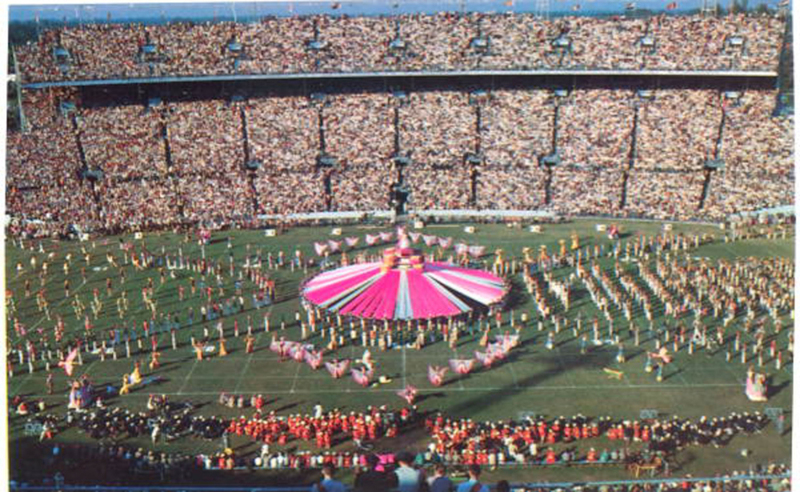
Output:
[7, 86, 793, 236]
[15, 13, 785, 83]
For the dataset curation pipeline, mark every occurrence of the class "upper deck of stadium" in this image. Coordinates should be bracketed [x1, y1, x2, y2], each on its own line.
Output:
[11, 1, 790, 88]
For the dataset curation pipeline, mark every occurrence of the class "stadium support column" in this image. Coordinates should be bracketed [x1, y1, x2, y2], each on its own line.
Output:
[71, 114, 89, 172]
[161, 122, 174, 172]
[775, 12, 793, 113]
[319, 103, 332, 211]
[620, 101, 640, 209]
[392, 102, 409, 214]
[471, 104, 481, 207]
[394, 101, 403, 190]
[240, 104, 259, 216]
[11, 47, 27, 133]
[699, 102, 726, 210]
[240, 105, 251, 164]
[72, 114, 102, 211]
[162, 117, 186, 220]
[544, 102, 560, 206]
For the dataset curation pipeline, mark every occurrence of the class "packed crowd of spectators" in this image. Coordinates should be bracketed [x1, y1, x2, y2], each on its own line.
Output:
[254, 171, 327, 215]
[635, 90, 721, 171]
[720, 91, 793, 176]
[316, 15, 396, 72]
[704, 173, 793, 219]
[648, 14, 783, 71]
[401, 91, 475, 168]
[482, 90, 553, 167]
[7, 86, 792, 235]
[625, 171, 705, 221]
[547, 170, 625, 217]
[405, 166, 473, 210]
[167, 100, 245, 176]
[97, 178, 181, 231]
[331, 167, 395, 212]
[558, 90, 633, 170]
[237, 18, 315, 74]
[21, 87, 80, 130]
[246, 95, 319, 173]
[326, 93, 394, 167]
[424, 410, 771, 465]
[6, 117, 102, 236]
[477, 166, 545, 210]
[324, 93, 396, 211]
[15, 13, 785, 82]
[17, 395, 781, 476]
[79, 104, 167, 180]
[177, 175, 254, 224]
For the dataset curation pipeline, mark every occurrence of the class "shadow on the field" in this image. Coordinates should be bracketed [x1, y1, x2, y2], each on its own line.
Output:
[416, 392, 445, 404]
[445, 351, 615, 416]
[769, 378, 791, 398]
[274, 401, 302, 413]
[152, 360, 183, 373]
[502, 278, 527, 311]
[664, 367, 682, 381]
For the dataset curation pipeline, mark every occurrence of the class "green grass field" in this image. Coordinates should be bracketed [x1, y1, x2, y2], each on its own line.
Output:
[5, 219, 794, 486]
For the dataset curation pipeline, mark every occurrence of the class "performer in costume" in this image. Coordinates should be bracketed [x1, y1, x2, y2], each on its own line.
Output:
[149, 351, 161, 371]
[120, 374, 131, 395]
[193, 340, 206, 361]
[245, 334, 256, 354]
[219, 338, 228, 357]
[745, 365, 768, 402]
[131, 361, 142, 385]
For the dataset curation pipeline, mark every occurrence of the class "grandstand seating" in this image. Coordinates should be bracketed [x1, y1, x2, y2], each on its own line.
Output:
[14, 13, 784, 83]
[5, 10, 793, 237]
[7, 85, 793, 235]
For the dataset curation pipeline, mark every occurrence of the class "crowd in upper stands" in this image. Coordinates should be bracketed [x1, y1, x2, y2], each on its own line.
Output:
[15, 13, 785, 83]
[6, 83, 793, 238]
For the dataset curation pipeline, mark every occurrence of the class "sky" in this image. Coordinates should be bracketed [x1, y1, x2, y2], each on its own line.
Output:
[7, 0, 789, 23]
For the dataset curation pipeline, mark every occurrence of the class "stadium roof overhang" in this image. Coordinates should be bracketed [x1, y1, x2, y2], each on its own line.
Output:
[21, 69, 778, 89]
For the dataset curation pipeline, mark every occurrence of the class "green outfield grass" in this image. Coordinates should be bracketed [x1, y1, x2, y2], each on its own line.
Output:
[5, 219, 794, 486]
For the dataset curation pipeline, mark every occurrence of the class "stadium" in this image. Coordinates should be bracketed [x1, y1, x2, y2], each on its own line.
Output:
[4, 1, 795, 491]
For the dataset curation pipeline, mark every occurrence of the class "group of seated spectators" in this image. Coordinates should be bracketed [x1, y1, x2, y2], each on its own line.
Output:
[636, 90, 721, 172]
[424, 411, 770, 466]
[247, 95, 318, 173]
[14, 392, 776, 476]
[483, 90, 553, 168]
[720, 91, 794, 176]
[7, 85, 792, 236]
[15, 13, 784, 82]
[558, 90, 633, 170]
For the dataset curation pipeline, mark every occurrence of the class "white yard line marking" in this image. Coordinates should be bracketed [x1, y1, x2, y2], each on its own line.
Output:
[15, 381, 745, 399]
[288, 357, 304, 394]
[507, 359, 521, 389]
[177, 359, 201, 395]
[402, 344, 407, 388]
[233, 306, 273, 394]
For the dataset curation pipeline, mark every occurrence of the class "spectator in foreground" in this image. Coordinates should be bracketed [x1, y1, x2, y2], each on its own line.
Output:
[394, 451, 427, 492]
[355, 454, 398, 492]
[428, 463, 455, 492]
[456, 464, 489, 492]
[312, 463, 347, 492]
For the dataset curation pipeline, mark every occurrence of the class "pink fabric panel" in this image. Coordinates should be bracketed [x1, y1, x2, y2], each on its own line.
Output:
[364, 272, 400, 319]
[373, 271, 402, 319]
[430, 271, 506, 300]
[407, 270, 461, 318]
[426, 262, 502, 282]
[341, 271, 398, 318]
[305, 263, 377, 289]
[304, 268, 380, 304]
